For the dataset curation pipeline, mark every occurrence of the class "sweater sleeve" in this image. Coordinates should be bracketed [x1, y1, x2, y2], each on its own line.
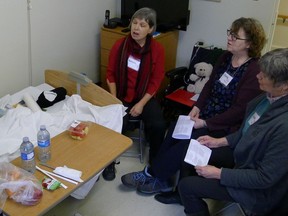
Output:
[145, 40, 165, 95]
[221, 124, 288, 189]
[106, 38, 125, 84]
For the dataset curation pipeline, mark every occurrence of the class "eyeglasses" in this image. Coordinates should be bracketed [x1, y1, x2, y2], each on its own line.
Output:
[227, 29, 249, 41]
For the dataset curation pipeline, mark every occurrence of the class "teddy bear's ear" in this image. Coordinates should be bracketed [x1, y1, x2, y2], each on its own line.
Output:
[208, 63, 213, 71]
[194, 63, 200, 68]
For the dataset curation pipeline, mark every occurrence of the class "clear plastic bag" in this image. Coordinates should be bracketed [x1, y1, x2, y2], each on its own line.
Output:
[0, 162, 43, 209]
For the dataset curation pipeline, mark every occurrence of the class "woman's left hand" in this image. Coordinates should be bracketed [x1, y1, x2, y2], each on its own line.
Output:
[130, 103, 144, 117]
[195, 165, 221, 179]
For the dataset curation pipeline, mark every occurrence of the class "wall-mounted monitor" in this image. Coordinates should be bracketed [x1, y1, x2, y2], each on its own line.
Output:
[121, 0, 190, 32]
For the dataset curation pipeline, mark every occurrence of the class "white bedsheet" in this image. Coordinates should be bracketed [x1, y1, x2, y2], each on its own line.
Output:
[0, 85, 125, 163]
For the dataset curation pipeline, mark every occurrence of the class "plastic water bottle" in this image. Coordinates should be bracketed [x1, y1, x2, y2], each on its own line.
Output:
[37, 125, 51, 162]
[20, 137, 36, 173]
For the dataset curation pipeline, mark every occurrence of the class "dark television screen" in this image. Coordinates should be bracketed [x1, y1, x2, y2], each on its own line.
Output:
[121, 0, 190, 32]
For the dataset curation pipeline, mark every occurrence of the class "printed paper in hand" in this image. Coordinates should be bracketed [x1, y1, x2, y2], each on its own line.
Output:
[184, 139, 212, 166]
[172, 115, 194, 139]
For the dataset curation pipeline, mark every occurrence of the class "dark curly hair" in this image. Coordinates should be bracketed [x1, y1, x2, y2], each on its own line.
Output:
[230, 17, 266, 58]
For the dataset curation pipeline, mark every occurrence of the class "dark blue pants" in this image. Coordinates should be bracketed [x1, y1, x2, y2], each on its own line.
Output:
[150, 121, 234, 180]
[178, 177, 234, 214]
[179, 176, 288, 215]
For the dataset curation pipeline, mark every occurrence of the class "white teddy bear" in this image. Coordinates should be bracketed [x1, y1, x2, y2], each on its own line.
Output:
[186, 62, 213, 94]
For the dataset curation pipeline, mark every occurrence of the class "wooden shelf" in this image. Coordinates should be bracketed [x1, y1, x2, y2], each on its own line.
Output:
[278, 14, 288, 23]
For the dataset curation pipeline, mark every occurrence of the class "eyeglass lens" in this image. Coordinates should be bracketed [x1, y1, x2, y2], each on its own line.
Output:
[227, 29, 247, 41]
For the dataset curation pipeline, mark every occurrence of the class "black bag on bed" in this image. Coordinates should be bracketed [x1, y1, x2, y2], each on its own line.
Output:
[36, 87, 67, 108]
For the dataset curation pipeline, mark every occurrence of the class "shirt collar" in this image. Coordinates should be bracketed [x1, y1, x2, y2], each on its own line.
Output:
[266, 93, 288, 104]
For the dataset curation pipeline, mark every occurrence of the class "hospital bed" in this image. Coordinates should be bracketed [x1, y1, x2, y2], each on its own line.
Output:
[0, 70, 131, 215]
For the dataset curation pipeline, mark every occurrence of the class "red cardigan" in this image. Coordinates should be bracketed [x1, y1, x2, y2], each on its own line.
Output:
[106, 37, 165, 103]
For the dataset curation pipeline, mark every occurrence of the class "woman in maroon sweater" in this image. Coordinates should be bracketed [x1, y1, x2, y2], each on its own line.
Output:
[103, 8, 166, 181]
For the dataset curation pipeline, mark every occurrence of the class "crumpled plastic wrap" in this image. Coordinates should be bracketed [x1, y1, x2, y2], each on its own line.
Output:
[0, 162, 43, 209]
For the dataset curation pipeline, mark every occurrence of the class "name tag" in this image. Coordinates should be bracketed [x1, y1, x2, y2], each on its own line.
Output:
[248, 112, 260, 125]
[219, 72, 233, 87]
[128, 55, 141, 71]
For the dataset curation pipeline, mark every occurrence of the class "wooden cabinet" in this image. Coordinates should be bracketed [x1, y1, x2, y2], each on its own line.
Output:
[100, 26, 179, 95]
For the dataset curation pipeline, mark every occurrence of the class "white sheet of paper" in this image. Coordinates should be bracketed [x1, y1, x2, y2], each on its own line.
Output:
[191, 93, 199, 101]
[184, 139, 212, 166]
[172, 115, 194, 139]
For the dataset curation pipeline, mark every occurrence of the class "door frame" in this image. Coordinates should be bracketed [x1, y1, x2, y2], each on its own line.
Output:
[266, 0, 280, 51]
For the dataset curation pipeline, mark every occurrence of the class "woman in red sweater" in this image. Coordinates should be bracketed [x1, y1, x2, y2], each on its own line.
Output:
[104, 7, 166, 180]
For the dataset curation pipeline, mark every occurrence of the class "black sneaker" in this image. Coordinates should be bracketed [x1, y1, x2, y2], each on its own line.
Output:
[102, 162, 116, 181]
[137, 177, 173, 194]
[154, 191, 182, 205]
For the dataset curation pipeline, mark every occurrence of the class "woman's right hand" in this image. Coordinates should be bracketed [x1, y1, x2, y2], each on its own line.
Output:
[197, 136, 228, 148]
[189, 106, 200, 119]
[129, 103, 143, 117]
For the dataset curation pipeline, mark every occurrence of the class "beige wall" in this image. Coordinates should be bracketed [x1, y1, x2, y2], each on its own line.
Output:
[272, 0, 288, 49]
[278, 0, 288, 14]
[175, 0, 277, 67]
[0, 0, 116, 98]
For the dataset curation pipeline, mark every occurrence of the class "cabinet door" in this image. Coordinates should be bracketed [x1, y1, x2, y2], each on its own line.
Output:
[101, 29, 126, 50]
[0, 0, 29, 97]
[154, 31, 179, 95]
[100, 28, 127, 90]
[154, 31, 179, 72]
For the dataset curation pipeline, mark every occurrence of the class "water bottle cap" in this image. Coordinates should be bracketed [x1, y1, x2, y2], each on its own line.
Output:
[40, 125, 46, 130]
[23, 137, 29, 142]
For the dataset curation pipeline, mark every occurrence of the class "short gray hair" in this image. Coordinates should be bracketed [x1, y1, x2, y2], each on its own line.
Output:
[259, 48, 288, 86]
[129, 7, 157, 34]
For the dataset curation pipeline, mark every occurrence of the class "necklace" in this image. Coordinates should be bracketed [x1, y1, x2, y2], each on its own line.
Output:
[218, 56, 251, 87]
[232, 55, 251, 68]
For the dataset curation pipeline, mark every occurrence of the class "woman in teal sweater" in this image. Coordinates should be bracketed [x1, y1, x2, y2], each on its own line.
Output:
[179, 48, 288, 216]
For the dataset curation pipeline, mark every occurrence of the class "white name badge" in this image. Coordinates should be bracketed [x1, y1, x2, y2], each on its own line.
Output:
[248, 112, 260, 125]
[219, 72, 233, 87]
[127, 55, 141, 72]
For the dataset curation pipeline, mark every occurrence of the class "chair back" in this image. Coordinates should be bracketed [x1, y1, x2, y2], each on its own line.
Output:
[183, 45, 225, 86]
